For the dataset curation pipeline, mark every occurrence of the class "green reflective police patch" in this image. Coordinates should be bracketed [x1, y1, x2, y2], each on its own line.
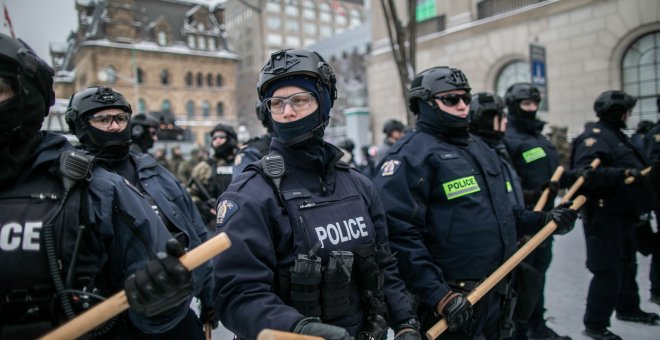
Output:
[443, 176, 480, 200]
[522, 147, 546, 163]
[506, 181, 513, 192]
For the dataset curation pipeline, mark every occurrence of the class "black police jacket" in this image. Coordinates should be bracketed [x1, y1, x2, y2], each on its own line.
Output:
[505, 117, 560, 209]
[212, 139, 414, 339]
[372, 130, 539, 309]
[571, 120, 657, 213]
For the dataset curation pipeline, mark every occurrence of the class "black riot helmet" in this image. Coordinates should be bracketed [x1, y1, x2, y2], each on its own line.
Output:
[0, 33, 55, 134]
[257, 49, 337, 146]
[130, 113, 159, 152]
[210, 122, 237, 160]
[593, 90, 636, 128]
[255, 99, 272, 131]
[468, 92, 506, 142]
[504, 83, 541, 120]
[382, 119, 405, 136]
[408, 66, 471, 114]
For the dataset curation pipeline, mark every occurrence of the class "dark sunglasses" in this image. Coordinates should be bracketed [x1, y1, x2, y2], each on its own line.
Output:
[433, 93, 472, 107]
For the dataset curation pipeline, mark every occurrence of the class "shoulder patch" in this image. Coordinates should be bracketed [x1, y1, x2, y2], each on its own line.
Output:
[234, 153, 243, 165]
[584, 137, 597, 147]
[380, 159, 401, 177]
[216, 199, 239, 227]
[122, 177, 144, 198]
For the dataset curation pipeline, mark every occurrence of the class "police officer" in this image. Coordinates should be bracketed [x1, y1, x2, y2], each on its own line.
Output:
[129, 113, 159, 154]
[213, 49, 420, 340]
[189, 123, 236, 230]
[0, 33, 192, 338]
[503, 83, 570, 340]
[65, 86, 218, 337]
[233, 100, 274, 178]
[571, 90, 660, 340]
[643, 96, 660, 306]
[372, 67, 577, 340]
[374, 119, 405, 166]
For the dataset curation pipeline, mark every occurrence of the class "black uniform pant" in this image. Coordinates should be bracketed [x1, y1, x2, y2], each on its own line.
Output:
[521, 237, 553, 329]
[582, 210, 641, 329]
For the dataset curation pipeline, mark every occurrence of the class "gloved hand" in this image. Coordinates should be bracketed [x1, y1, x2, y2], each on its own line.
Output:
[437, 291, 473, 333]
[625, 168, 643, 184]
[293, 317, 353, 340]
[578, 166, 594, 185]
[545, 201, 578, 235]
[125, 239, 193, 317]
[200, 305, 218, 329]
[393, 317, 422, 340]
[535, 180, 560, 205]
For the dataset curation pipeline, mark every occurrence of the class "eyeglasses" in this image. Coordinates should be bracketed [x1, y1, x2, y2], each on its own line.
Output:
[263, 92, 315, 115]
[87, 113, 130, 128]
[212, 134, 227, 140]
[433, 93, 472, 107]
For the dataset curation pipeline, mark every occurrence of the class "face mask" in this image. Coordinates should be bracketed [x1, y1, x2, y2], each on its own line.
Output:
[0, 128, 40, 190]
[82, 125, 130, 160]
[272, 108, 325, 147]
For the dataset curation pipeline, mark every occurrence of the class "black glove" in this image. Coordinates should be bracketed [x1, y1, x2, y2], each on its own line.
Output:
[644, 160, 660, 191]
[545, 201, 578, 235]
[200, 305, 218, 329]
[293, 317, 352, 340]
[438, 291, 473, 333]
[394, 317, 422, 340]
[578, 166, 594, 185]
[125, 239, 193, 317]
[625, 168, 643, 185]
[535, 180, 560, 205]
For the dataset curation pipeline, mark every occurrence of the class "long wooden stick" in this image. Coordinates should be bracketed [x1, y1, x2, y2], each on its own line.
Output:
[560, 158, 600, 203]
[257, 329, 324, 340]
[205, 321, 213, 340]
[41, 232, 232, 340]
[624, 166, 651, 184]
[533, 166, 565, 211]
[426, 196, 587, 339]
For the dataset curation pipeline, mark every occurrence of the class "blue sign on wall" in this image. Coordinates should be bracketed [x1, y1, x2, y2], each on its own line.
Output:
[530, 44, 549, 111]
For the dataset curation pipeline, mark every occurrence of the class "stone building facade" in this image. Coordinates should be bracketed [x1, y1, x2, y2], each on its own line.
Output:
[51, 0, 238, 146]
[368, 0, 660, 141]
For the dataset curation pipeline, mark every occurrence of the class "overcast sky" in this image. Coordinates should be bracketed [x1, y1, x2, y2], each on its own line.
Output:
[3, 0, 78, 66]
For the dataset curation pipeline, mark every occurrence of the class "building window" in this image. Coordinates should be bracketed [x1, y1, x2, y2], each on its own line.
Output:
[208, 37, 216, 50]
[267, 33, 283, 45]
[349, 9, 361, 28]
[138, 98, 146, 114]
[160, 69, 170, 85]
[185, 72, 193, 86]
[304, 38, 316, 47]
[303, 23, 317, 35]
[197, 72, 203, 87]
[216, 74, 223, 87]
[198, 35, 206, 50]
[319, 2, 331, 22]
[216, 102, 224, 117]
[266, 1, 280, 13]
[157, 31, 167, 46]
[136, 67, 144, 84]
[187, 35, 196, 48]
[495, 60, 530, 98]
[162, 99, 171, 113]
[334, 4, 347, 25]
[319, 25, 332, 38]
[267, 16, 281, 30]
[186, 100, 195, 119]
[287, 36, 301, 48]
[206, 73, 213, 87]
[202, 101, 210, 118]
[286, 20, 299, 33]
[285, 0, 298, 16]
[622, 31, 660, 124]
[302, 0, 315, 19]
[197, 23, 204, 31]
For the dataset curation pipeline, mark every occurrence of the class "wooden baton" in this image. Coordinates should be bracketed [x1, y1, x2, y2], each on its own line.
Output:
[426, 196, 587, 339]
[257, 329, 324, 340]
[533, 166, 565, 211]
[560, 158, 600, 203]
[624, 166, 651, 184]
[40, 232, 232, 340]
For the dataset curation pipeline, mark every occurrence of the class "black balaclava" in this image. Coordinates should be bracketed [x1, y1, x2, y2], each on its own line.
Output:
[78, 117, 131, 163]
[264, 76, 332, 149]
[209, 124, 237, 161]
[417, 99, 470, 143]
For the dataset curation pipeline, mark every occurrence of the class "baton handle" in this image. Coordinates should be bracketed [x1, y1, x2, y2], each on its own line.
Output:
[257, 329, 324, 340]
[561, 158, 600, 203]
[624, 166, 651, 184]
[533, 166, 565, 211]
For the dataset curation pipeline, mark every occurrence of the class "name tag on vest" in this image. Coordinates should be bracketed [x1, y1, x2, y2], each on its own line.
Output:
[443, 175, 480, 200]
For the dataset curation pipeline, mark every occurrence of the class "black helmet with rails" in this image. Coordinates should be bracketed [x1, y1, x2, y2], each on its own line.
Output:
[382, 119, 405, 136]
[504, 83, 541, 120]
[0, 32, 55, 134]
[469, 92, 506, 142]
[65, 86, 132, 136]
[408, 66, 471, 114]
[593, 90, 636, 128]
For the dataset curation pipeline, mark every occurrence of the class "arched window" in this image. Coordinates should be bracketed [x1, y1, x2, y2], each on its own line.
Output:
[216, 101, 224, 117]
[186, 100, 195, 119]
[161, 99, 171, 113]
[216, 74, 223, 87]
[622, 31, 660, 123]
[206, 73, 213, 87]
[160, 69, 170, 85]
[138, 98, 146, 114]
[185, 72, 193, 86]
[197, 72, 203, 87]
[202, 101, 210, 118]
[136, 67, 144, 84]
[495, 60, 530, 98]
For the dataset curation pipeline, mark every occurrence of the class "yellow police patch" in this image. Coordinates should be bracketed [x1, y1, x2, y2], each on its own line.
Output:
[584, 137, 597, 147]
[380, 160, 401, 177]
[216, 199, 239, 227]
